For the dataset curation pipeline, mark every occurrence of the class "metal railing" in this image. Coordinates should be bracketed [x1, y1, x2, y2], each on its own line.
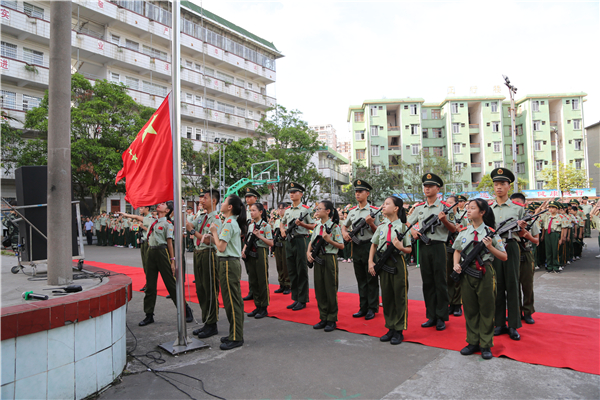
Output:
[550, 121, 558, 126]
[388, 126, 400, 131]
[470, 143, 480, 148]
[469, 124, 479, 128]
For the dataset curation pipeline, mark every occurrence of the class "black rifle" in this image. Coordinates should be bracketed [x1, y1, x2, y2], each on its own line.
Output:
[307, 224, 334, 269]
[273, 227, 284, 247]
[447, 208, 468, 247]
[373, 228, 408, 275]
[518, 209, 548, 252]
[243, 219, 266, 258]
[349, 206, 382, 245]
[285, 212, 307, 241]
[416, 203, 453, 245]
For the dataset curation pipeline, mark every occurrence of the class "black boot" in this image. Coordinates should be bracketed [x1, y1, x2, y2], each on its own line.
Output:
[197, 323, 218, 339]
[274, 285, 284, 294]
[139, 314, 154, 326]
[185, 304, 193, 323]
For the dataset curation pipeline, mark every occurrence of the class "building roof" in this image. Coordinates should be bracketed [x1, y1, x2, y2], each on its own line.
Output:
[346, 98, 426, 120]
[317, 146, 349, 164]
[182, 1, 281, 55]
[585, 121, 600, 130]
[513, 92, 588, 105]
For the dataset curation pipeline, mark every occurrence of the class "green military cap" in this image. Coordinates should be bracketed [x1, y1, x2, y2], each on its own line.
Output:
[582, 196, 589, 200]
[526, 203, 537, 212]
[241, 187, 260, 198]
[457, 195, 468, 202]
[548, 201, 559, 208]
[352, 179, 373, 191]
[569, 199, 580, 205]
[490, 167, 515, 183]
[421, 173, 444, 187]
[287, 182, 305, 193]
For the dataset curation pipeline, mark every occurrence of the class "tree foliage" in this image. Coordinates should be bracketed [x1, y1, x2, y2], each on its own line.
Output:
[538, 162, 591, 191]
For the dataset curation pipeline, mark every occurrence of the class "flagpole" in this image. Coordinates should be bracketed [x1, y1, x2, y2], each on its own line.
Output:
[160, 0, 207, 355]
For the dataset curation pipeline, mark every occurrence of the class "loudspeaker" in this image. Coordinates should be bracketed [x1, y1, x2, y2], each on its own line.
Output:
[15, 166, 79, 262]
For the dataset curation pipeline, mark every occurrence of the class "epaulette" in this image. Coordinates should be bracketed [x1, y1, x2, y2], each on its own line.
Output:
[489, 227, 496, 232]
[226, 219, 232, 223]
[349, 206, 358, 211]
[488, 200, 494, 205]
[512, 201, 525, 207]
[285, 206, 291, 210]
[441, 201, 451, 207]
[370, 205, 379, 210]
[167, 220, 172, 224]
[302, 204, 310, 209]
[459, 227, 468, 232]
[415, 202, 425, 207]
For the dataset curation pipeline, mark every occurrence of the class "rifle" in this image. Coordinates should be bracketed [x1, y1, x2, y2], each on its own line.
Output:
[285, 212, 307, 241]
[243, 219, 266, 258]
[273, 227, 284, 247]
[373, 228, 408, 275]
[416, 203, 453, 245]
[450, 209, 547, 282]
[349, 206, 382, 245]
[307, 224, 334, 269]
[447, 208, 468, 247]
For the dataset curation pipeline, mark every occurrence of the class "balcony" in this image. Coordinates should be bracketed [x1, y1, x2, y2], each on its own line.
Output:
[470, 143, 481, 153]
[388, 126, 400, 132]
[469, 124, 479, 134]
[0, 55, 50, 90]
[471, 162, 482, 173]
[550, 121, 558, 126]
[388, 146, 401, 153]
[319, 168, 349, 185]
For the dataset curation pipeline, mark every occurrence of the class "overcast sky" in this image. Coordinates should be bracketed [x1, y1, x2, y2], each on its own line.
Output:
[194, 0, 599, 142]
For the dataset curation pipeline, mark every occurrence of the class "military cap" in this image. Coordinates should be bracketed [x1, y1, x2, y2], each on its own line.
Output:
[526, 203, 537, 212]
[569, 199, 580, 205]
[287, 182, 305, 193]
[241, 187, 260, 198]
[421, 173, 444, 187]
[352, 179, 373, 191]
[582, 196, 589, 200]
[457, 195, 468, 202]
[490, 167, 515, 183]
[548, 201, 559, 208]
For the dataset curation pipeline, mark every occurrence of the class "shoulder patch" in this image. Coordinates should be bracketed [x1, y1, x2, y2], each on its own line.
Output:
[302, 204, 310, 209]
[285, 205, 291, 210]
[441, 201, 450, 207]
[415, 202, 425, 207]
[226, 219, 232, 223]
[459, 227, 468, 232]
[488, 201, 494, 205]
[370, 205, 379, 210]
[167, 220, 172, 224]
[512, 201, 525, 207]
[349, 205, 358, 210]
[489, 227, 496, 232]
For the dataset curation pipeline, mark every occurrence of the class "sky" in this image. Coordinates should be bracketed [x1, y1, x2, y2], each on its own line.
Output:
[194, 0, 599, 143]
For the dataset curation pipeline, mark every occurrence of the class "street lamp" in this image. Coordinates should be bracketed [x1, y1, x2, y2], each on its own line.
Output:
[503, 75, 519, 192]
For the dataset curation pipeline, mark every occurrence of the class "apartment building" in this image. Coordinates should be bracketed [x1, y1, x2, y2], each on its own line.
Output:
[0, 0, 282, 209]
[336, 140, 352, 176]
[309, 123, 337, 150]
[347, 93, 588, 191]
[585, 121, 600, 196]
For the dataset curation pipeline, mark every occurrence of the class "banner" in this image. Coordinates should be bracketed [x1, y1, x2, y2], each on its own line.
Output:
[561, 188, 596, 198]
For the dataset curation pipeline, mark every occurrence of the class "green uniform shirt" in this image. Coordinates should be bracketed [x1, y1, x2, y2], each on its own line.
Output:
[141, 214, 155, 241]
[490, 199, 525, 239]
[560, 214, 570, 229]
[249, 219, 273, 248]
[371, 218, 411, 249]
[577, 215, 585, 227]
[407, 198, 454, 242]
[217, 215, 241, 257]
[99, 216, 107, 226]
[452, 223, 505, 265]
[344, 203, 384, 241]
[522, 218, 540, 250]
[541, 213, 563, 233]
[581, 204, 593, 215]
[147, 217, 174, 247]
[281, 204, 315, 236]
[194, 210, 221, 251]
[454, 208, 470, 229]
[94, 219, 101, 230]
[310, 219, 343, 254]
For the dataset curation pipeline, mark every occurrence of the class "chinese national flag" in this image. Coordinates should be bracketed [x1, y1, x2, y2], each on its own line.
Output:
[115, 94, 173, 209]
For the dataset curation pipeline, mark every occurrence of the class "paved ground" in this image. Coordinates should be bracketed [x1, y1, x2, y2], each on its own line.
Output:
[6, 235, 598, 399]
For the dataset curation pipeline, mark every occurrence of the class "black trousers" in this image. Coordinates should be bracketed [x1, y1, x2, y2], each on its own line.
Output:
[86, 230, 93, 245]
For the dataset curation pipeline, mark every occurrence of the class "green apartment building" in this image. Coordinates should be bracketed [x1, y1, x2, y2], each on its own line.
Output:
[347, 93, 588, 191]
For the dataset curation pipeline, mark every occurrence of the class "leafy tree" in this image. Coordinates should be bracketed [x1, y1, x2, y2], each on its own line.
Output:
[10, 73, 155, 214]
[538, 162, 591, 191]
[476, 175, 528, 197]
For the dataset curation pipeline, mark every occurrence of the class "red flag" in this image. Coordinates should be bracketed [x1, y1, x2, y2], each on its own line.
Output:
[115, 94, 173, 209]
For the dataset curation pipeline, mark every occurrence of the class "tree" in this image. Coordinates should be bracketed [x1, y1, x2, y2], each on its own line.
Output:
[538, 162, 591, 191]
[476, 175, 528, 197]
[11, 73, 155, 214]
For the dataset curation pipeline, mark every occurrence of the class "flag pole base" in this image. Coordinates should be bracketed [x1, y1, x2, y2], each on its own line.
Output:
[159, 337, 209, 356]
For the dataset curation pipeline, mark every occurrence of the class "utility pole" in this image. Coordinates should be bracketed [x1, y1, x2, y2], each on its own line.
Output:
[47, 1, 73, 285]
[503, 75, 519, 193]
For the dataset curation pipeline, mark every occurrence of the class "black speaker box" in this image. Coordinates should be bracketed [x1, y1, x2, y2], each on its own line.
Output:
[15, 166, 79, 262]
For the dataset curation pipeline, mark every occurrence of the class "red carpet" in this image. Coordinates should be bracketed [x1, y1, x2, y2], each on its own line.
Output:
[86, 260, 600, 375]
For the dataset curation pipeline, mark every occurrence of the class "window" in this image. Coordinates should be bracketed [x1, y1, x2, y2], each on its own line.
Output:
[142, 81, 167, 97]
[370, 106, 377, 116]
[205, 98, 215, 109]
[195, 95, 202, 105]
[354, 112, 364, 122]
[574, 139, 582, 150]
[433, 147, 443, 156]
[491, 101, 498, 112]
[194, 63, 202, 72]
[1, 1, 17, 9]
[195, 128, 202, 140]
[533, 120, 541, 131]
[453, 143, 461, 154]
[186, 126, 192, 139]
[355, 130, 365, 141]
[410, 104, 417, 115]
[573, 119, 581, 130]
[536, 181, 544, 190]
[575, 159, 582, 170]
[532, 100, 539, 112]
[22, 95, 41, 111]
[517, 163, 525, 174]
[356, 149, 365, 160]
[410, 124, 419, 135]
[413, 164, 420, 174]
[535, 160, 544, 171]
[217, 71, 234, 84]
[454, 162, 462, 172]
[432, 128, 442, 138]
[1, 41, 17, 58]
[534, 140, 542, 151]
[110, 72, 120, 83]
[235, 78, 245, 87]
[421, 110, 427, 119]
[371, 145, 380, 157]
[452, 123, 460, 134]
[23, 48, 43, 65]
[247, 82, 253, 89]
[1, 90, 16, 109]
[422, 128, 428, 138]
[431, 110, 441, 119]
[493, 142, 501, 152]
[411, 144, 419, 155]
[494, 161, 502, 169]
[23, 2, 44, 19]
[492, 122, 500, 132]
[373, 165, 381, 175]
[572, 99, 579, 110]
[370, 126, 378, 137]
[516, 125, 523, 136]
[125, 39, 139, 52]
[451, 103, 459, 114]
[236, 107, 245, 117]
[125, 76, 139, 90]
[110, 34, 120, 46]
[143, 45, 168, 61]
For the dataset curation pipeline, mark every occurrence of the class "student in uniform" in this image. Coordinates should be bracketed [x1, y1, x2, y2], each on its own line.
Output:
[368, 196, 412, 345]
[308, 200, 344, 332]
[118, 206, 153, 291]
[407, 173, 456, 331]
[581, 197, 593, 238]
[209, 195, 247, 350]
[138, 201, 193, 327]
[242, 187, 260, 301]
[186, 189, 222, 339]
[540, 201, 562, 272]
[272, 202, 291, 294]
[244, 203, 274, 320]
[280, 183, 316, 312]
[445, 195, 464, 317]
[453, 198, 507, 360]
[341, 179, 384, 320]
